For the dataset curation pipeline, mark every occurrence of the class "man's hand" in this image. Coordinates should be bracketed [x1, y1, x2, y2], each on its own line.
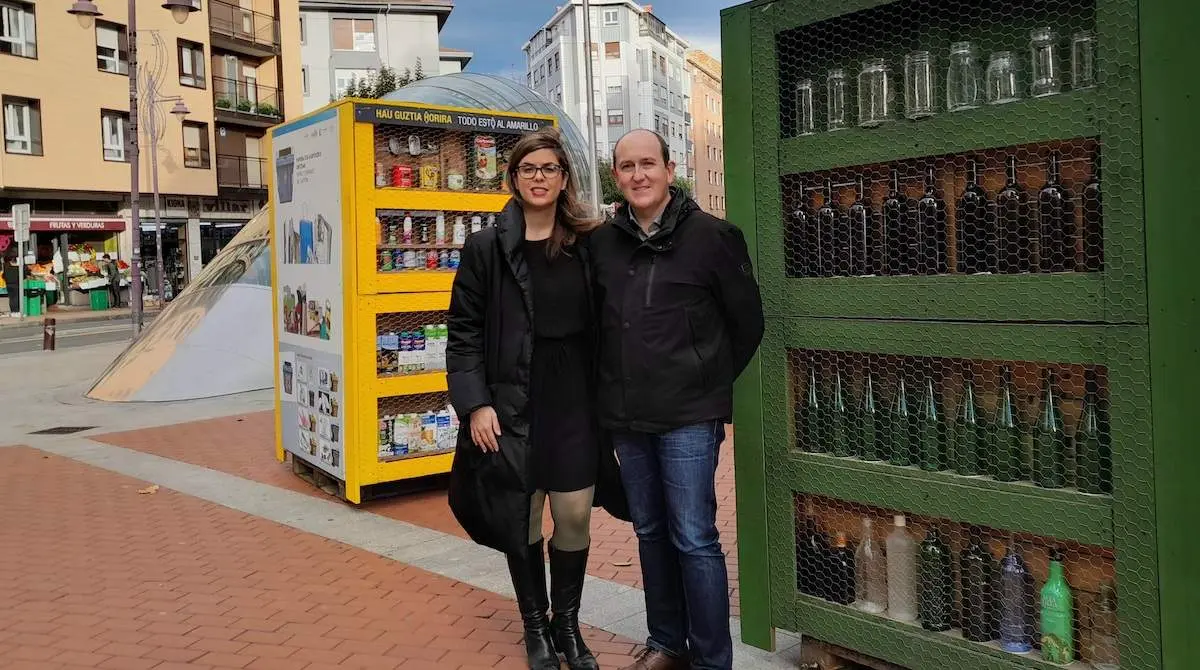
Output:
[470, 406, 502, 452]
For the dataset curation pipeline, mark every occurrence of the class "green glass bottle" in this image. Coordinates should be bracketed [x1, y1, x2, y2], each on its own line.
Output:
[1039, 547, 1075, 663]
[802, 359, 825, 453]
[1076, 369, 1112, 494]
[955, 366, 987, 476]
[994, 367, 1027, 482]
[917, 366, 947, 471]
[831, 363, 853, 457]
[859, 360, 883, 461]
[917, 527, 953, 632]
[889, 375, 913, 466]
[1033, 368, 1066, 489]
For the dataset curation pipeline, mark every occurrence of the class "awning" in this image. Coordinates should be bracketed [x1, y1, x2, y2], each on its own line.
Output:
[0, 217, 126, 232]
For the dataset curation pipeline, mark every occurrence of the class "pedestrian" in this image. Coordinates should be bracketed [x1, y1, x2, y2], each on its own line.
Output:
[446, 126, 629, 670]
[589, 129, 765, 670]
[101, 254, 122, 308]
[2, 250, 20, 317]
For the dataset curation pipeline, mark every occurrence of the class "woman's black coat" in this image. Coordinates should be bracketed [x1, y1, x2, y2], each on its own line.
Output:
[445, 199, 630, 556]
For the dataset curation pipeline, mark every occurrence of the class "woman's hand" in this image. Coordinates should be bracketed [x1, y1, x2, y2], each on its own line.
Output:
[470, 406, 502, 452]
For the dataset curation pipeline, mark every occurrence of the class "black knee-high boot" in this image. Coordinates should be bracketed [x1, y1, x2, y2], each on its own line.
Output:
[549, 545, 599, 670]
[507, 539, 560, 670]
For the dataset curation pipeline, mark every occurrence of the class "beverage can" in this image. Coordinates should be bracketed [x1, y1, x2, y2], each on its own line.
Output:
[449, 250, 461, 269]
[439, 249, 449, 268]
[426, 250, 438, 269]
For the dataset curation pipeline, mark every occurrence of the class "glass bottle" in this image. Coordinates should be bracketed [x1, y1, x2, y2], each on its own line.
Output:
[1082, 148, 1103, 271]
[1040, 547, 1075, 663]
[831, 363, 852, 457]
[997, 155, 1033, 273]
[858, 57, 895, 127]
[994, 366, 1027, 482]
[1076, 368, 1112, 494]
[1088, 582, 1120, 669]
[829, 531, 856, 605]
[998, 541, 1034, 653]
[916, 165, 948, 275]
[796, 500, 829, 599]
[849, 175, 876, 276]
[957, 157, 995, 274]
[859, 362, 884, 461]
[917, 365, 946, 472]
[827, 68, 849, 131]
[1033, 367, 1066, 489]
[885, 514, 917, 622]
[986, 51, 1021, 105]
[786, 178, 815, 278]
[904, 50, 936, 119]
[795, 78, 816, 136]
[946, 41, 982, 112]
[801, 359, 824, 453]
[1072, 31, 1098, 91]
[883, 168, 917, 275]
[960, 526, 996, 642]
[1030, 27, 1063, 97]
[1039, 151, 1077, 273]
[889, 375, 913, 467]
[854, 517, 887, 614]
[955, 365, 986, 476]
[918, 527, 953, 632]
[816, 178, 839, 277]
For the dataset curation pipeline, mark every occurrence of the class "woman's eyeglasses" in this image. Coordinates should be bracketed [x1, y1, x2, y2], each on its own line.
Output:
[516, 163, 565, 179]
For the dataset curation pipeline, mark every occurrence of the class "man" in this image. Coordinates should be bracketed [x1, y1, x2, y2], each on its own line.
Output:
[589, 129, 764, 670]
[101, 254, 121, 308]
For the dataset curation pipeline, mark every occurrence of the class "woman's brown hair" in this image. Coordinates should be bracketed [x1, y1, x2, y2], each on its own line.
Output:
[505, 126, 599, 258]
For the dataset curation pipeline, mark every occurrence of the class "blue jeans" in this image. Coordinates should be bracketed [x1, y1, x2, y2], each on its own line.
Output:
[613, 420, 731, 670]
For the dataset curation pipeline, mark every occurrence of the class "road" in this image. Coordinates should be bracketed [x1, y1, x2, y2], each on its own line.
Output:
[0, 316, 154, 355]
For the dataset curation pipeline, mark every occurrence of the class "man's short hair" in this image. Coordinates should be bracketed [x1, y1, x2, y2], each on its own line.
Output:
[612, 128, 670, 167]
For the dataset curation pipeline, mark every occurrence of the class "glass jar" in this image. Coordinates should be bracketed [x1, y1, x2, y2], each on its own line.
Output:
[946, 41, 982, 112]
[795, 78, 816, 136]
[986, 51, 1021, 105]
[1087, 583, 1120, 670]
[904, 50, 936, 119]
[858, 58, 896, 127]
[827, 68, 849, 131]
[1072, 30, 1097, 90]
[1029, 27, 1062, 97]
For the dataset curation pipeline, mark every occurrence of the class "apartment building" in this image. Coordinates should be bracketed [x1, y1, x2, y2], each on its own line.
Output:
[299, 0, 470, 113]
[523, 0, 691, 176]
[687, 49, 724, 218]
[0, 0, 300, 294]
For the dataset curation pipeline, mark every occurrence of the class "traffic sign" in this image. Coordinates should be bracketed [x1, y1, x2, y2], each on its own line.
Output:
[11, 204, 30, 243]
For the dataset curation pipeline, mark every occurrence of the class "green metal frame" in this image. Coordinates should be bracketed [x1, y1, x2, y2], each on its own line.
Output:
[721, 0, 1185, 667]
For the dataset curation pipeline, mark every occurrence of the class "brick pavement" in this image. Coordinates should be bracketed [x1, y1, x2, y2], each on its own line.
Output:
[94, 412, 742, 614]
[0, 446, 642, 669]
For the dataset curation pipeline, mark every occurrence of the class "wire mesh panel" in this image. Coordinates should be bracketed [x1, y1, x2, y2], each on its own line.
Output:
[375, 310, 449, 377]
[375, 208, 495, 273]
[371, 121, 520, 193]
[788, 348, 1112, 495]
[377, 392, 458, 462]
[794, 493, 1120, 667]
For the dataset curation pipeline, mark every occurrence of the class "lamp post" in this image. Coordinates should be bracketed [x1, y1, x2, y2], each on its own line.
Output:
[580, 0, 601, 214]
[146, 81, 191, 307]
[68, 0, 199, 336]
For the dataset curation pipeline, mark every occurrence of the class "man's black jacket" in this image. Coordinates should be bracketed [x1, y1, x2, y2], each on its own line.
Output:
[589, 188, 765, 434]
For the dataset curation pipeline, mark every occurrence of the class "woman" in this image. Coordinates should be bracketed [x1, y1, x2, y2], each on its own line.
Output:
[446, 126, 627, 670]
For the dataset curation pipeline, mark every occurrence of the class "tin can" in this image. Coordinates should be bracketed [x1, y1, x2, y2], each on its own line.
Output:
[392, 164, 413, 188]
[420, 163, 440, 189]
[426, 250, 439, 269]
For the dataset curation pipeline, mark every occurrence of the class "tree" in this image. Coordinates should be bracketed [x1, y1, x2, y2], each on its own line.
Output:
[372, 66, 399, 99]
[413, 57, 425, 81]
[334, 61, 425, 102]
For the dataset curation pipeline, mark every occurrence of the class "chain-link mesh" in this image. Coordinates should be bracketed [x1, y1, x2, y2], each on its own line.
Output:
[373, 123, 518, 193]
[375, 311, 449, 377]
[377, 392, 458, 461]
[375, 208, 495, 273]
[788, 349, 1111, 493]
[794, 493, 1119, 666]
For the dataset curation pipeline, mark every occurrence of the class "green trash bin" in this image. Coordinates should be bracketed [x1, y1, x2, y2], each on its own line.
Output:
[23, 280, 45, 317]
[89, 288, 109, 311]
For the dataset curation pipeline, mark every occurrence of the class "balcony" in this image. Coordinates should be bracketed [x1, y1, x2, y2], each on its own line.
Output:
[213, 76, 283, 128]
[217, 154, 267, 191]
[209, 0, 280, 57]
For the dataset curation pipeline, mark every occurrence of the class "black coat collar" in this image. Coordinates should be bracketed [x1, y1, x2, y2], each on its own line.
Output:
[612, 186, 699, 251]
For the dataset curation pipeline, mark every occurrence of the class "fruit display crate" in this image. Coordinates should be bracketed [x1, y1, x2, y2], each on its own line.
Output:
[721, 0, 1198, 669]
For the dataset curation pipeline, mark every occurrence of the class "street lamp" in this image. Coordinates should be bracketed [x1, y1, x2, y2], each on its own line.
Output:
[68, 0, 199, 336]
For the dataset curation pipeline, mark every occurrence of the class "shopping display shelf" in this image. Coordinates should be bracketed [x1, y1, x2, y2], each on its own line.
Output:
[376, 371, 447, 397]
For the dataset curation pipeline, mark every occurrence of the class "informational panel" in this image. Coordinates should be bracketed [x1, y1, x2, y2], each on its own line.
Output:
[272, 108, 346, 479]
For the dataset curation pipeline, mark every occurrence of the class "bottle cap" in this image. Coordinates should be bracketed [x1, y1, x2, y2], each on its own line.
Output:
[894, 514, 906, 527]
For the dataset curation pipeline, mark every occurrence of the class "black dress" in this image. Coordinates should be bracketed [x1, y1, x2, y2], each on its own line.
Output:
[524, 238, 598, 493]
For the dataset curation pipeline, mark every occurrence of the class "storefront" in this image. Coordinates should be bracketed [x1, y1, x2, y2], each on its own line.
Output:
[0, 216, 129, 306]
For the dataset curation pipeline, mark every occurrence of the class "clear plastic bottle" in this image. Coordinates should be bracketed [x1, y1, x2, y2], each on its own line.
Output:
[885, 514, 917, 622]
[854, 517, 887, 614]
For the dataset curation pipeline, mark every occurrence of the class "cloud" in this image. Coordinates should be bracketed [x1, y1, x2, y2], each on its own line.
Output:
[683, 32, 722, 60]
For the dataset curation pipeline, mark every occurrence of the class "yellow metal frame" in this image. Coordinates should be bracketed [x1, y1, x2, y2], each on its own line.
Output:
[269, 98, 558, 504]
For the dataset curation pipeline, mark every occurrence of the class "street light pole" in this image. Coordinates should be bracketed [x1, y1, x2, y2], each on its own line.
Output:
[580, 0, 601, 214]
[143, 71, 192, 308]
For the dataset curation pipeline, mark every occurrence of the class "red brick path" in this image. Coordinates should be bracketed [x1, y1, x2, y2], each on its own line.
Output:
[0, 447, 641, 669]
[94, 413, 742, 613]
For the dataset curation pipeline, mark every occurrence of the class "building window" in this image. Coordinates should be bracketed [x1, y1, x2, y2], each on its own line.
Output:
[96, 21, 128, 74]
[334, 68, 374, 97]
[2, 95, 40, 155]
[604, 42, 620, 59]
[607, 111, 624, 126]
[332, 18, 375, 52]
[100, 109, 129, 162]
[178, 39, 205, 88]
[606, 76, 622, 95]
[182, 121, 210, 169]
[299, 15, 306, 44]
[301, 66, 309, 95]
[603, 8, 618, 25]
[0, 0, 36, 58]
